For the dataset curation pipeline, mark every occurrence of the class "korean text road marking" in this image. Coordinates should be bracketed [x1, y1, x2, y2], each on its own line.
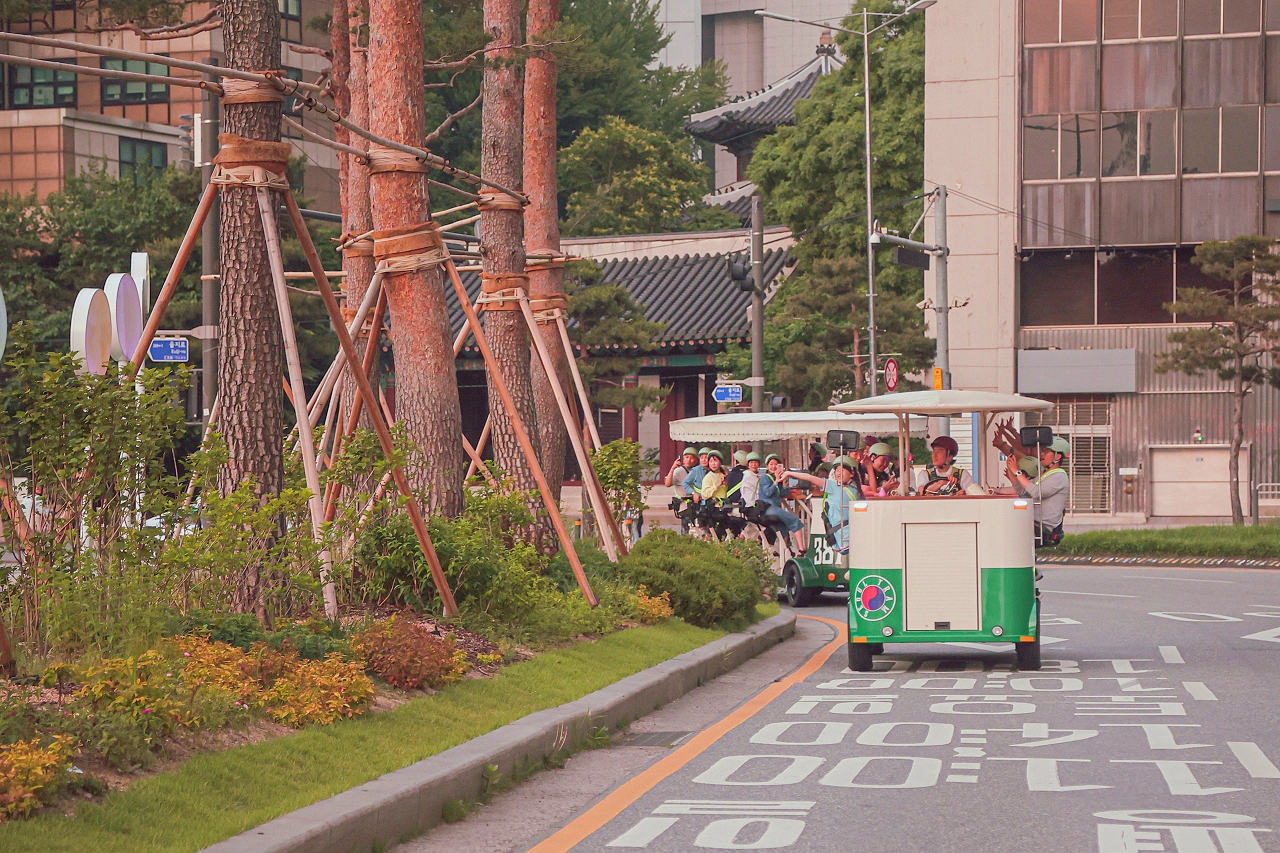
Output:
[1160, 646, 1185, 664]
[1227, 742, 1280, 779]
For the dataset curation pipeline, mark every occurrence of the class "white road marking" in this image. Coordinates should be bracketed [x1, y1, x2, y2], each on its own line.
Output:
[1182, 682, 1218, 701]
[1088, 659, 1154, 673]
[960, 729, 987, 734]
[1100, 723, 1210, 750]
[1227, 742, 1280, 779]
[1041, 589, 1137, 598]
[1111, 760, 1243, 796]
[1149, 612, 1243, 623]
[1160, 646, 1185, 664]
[946, 774, 979, 783]
[1241, 625, 1280, 644]
[950, 763, 981, 770]
[990, 757, 1109, 791]
[694, 818, 807, 849]
[954, 747, 987, 757]
[1124, 575, 1236, 584]
[606, 817, 678, 847]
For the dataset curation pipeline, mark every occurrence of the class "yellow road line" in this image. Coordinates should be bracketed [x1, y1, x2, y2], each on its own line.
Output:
[524, 614, 846, 853]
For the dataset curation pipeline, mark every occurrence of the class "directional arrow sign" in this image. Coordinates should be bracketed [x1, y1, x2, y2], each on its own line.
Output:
[148, 336, 189, 363]
[713, 384, 743, 404]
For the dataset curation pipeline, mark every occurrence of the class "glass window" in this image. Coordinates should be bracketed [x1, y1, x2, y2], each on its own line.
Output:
[1062, 113, 1100, 177]
[1223, 0, 1261, 31]
[1182, 107, 1220, 172]
[1140, 109, 1176, 173]
[1266, 34, 1280, 102]
[1269, 0, 1280, 29]
[1174, 246, 1231, 320]
[1184, 37, 1262, 108]
[119, 137, 167, 183]
[1265, 104, 1280, 168]
[1102, 111, 1138, 175]
[278, 0, 301, 19]
[1026, 0, 1060, 43]
[1142, 0, 1179, 35]
[1024, 116, 1060, 178]
[7, 60, 76, 109]
[1020, 250, 1096, 326]
[1221, 105, 1259, 170]
[101, 58, 168, 105]
[1062, 0, 1099, 40]
[1103, 41, 1178, 110]
[1104, 0, 1139, 38]
[1186, 0, 1222, 34]
[1097, 249, 1174, 324]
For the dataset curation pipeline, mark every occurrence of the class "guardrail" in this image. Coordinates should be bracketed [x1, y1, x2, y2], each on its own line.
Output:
[1252, 482, 1280, 526]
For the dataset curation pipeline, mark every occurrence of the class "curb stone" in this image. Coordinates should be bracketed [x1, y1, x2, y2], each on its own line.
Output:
[1038, 554, 1280, 570]
[200, 611, 797, 853]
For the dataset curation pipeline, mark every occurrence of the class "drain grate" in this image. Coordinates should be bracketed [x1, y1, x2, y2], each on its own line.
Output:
[622, 731, 693, 748]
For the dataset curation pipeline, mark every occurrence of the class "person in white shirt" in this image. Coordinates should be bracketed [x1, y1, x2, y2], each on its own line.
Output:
[914, 435, 974, 496]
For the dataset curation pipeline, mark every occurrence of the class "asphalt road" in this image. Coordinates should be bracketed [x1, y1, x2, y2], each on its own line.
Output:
[397, 565, 1280, 853]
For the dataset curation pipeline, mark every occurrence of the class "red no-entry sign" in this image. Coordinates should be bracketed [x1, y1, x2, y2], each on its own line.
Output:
[884, 357, 899, 392]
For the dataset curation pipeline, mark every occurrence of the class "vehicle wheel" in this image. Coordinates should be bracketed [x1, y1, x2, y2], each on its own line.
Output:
[783, 565, 809, 607]
[1015, 607, 1042, 671]
[848, 642, 875, 672]
[868, 643, 884, 655]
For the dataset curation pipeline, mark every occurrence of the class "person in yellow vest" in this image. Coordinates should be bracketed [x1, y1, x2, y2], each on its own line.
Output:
[994, 436, 1070, 547]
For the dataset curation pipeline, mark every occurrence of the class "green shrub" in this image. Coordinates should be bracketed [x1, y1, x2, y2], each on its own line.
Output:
[621, 530, 761, 628]
[170, 611, 267, 652]
[545, 538, 621, 593]
[714, 538, 777, 599]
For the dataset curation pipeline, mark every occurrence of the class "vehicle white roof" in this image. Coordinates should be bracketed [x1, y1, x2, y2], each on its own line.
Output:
[830, 389, 1055, 416]
[668, 410, 926, 442]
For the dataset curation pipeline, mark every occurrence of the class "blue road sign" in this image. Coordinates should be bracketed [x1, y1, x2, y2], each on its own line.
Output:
[149, 336, 189, 363]
[713, 384, 743, 404]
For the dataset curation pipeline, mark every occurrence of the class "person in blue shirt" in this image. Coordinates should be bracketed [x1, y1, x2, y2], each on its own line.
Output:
[786, 455, 862, 553]
[681, 447, 711, 497]
[759, 454, 809, 555]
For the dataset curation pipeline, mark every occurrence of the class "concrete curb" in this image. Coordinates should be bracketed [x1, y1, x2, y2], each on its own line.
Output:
[201, 612, 797, 853]
[1038, 554, 1280, 570]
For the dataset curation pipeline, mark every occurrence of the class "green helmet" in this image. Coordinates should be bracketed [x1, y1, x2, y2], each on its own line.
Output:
[733, 450, 748, 465]
[745, 452, 762, 463]
[764, 453, 781, 465]
[868, 442, 892, 457]
[1050, 436, 1071, 459]
[1018, 456, 1041, 477]
[698, 447, 712, 457]
[810, 442, 828, 456]
[831, 454, 857, 471]
[682, 447, 697, 457]
[707, 449, 724, 461]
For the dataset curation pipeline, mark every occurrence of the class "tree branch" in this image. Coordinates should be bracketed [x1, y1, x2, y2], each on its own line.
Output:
[96, 7, 222, 39]
[424, 89, 483, 145]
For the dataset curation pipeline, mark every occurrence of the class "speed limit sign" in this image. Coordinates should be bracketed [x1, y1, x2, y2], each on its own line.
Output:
[883, 357, 899, 392]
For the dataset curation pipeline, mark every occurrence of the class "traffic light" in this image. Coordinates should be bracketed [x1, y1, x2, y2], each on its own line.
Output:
[726, 254, 753, 292]
[176, 112, 197, 170]
[770, 394, 789, 412]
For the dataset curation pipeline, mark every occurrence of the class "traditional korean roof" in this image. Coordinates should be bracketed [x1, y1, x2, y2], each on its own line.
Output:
[448, 248, 791, 357]
[701, 180, 758, 223]
[685, 40, 842, 153]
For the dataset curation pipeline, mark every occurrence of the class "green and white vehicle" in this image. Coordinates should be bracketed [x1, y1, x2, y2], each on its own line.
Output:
[829, 390, 1054, 672]
[666, 409, 926, 604]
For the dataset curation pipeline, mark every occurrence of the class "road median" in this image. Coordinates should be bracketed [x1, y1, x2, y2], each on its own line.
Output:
[201, 611, 796, 853]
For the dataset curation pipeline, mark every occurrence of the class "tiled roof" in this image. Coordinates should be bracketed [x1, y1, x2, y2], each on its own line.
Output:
[702, 180, 758, 224]
[447, 249, 790, 354]
[685, 45, 842, 151]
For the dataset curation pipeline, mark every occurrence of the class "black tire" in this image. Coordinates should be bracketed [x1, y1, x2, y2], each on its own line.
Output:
[868, 643, 884, 655]
[848, 642, 875, 672]
[784, 564, 819, 607]
[1015, 606, 1042, 671]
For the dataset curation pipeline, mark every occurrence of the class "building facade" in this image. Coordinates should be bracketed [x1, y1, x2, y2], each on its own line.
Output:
[925, 0, 1280, 521]
[0, 0, 340, 210]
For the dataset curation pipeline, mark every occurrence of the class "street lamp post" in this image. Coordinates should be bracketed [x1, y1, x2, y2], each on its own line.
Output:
[757, 1, 935, 396]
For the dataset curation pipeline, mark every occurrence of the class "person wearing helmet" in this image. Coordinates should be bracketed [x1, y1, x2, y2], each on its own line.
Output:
[807, 442, 829, 475]
[997, 435, 1070, 547]
[665, 446, 699, 532]
[785, 455, 863, 553]
[759, 453, 809, 554]
[696, 449, 732, 538]
[862, 442, 901, 498]
[740, 451, 763, 505]
[916, 435, 974, 496]
[724, 449, 750, 506]
[681, 447, 712, 497]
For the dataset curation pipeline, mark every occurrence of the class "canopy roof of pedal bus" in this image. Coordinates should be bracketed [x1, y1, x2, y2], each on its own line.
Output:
[829, 389, 1055, 417]
[668, 410, 927, 443]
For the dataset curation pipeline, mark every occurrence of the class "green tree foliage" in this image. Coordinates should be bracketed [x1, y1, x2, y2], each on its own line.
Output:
[559, 116, 738, 236]
[564, 260, 667, 412]
[1156, 235, 1280, 524]
[0, 0, 186, 28]
[746, 0, 931, 404]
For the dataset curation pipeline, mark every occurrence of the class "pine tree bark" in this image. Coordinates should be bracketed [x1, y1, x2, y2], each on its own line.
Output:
[481, 0, 542, 498]
[367, 0, 465, 515]
[341, 14, 377, 433]
[525, 0, 568, 503]
[218, 0, 284, 617]
[330, 0, 352, 221]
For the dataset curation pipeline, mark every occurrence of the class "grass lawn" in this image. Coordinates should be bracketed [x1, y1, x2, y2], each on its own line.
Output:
[1057, 524, 1280, 559]
[0, 608, 779, 853]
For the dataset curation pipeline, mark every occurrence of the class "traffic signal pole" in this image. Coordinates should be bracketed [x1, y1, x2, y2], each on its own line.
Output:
[750, 194, 765, 413]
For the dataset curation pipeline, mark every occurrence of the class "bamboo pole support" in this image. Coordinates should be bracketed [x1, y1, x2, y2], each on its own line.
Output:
[256, 188, 339, 620]
[465, 417, 493, 482]
[517, 295, 621, 562]
[442, 256, 598, 606]
[283, 193, 460, 617]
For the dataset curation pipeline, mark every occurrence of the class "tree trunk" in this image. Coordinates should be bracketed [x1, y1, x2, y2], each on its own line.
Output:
[342, 15, 377, 434]
[367, 0, 465, 515]
[218, 0, 284, 618]
[525, 0, 568, 503]
[1231, 362, 1246, 525]
[481, 0, 542, 499]
[330, 0, 351, 221]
